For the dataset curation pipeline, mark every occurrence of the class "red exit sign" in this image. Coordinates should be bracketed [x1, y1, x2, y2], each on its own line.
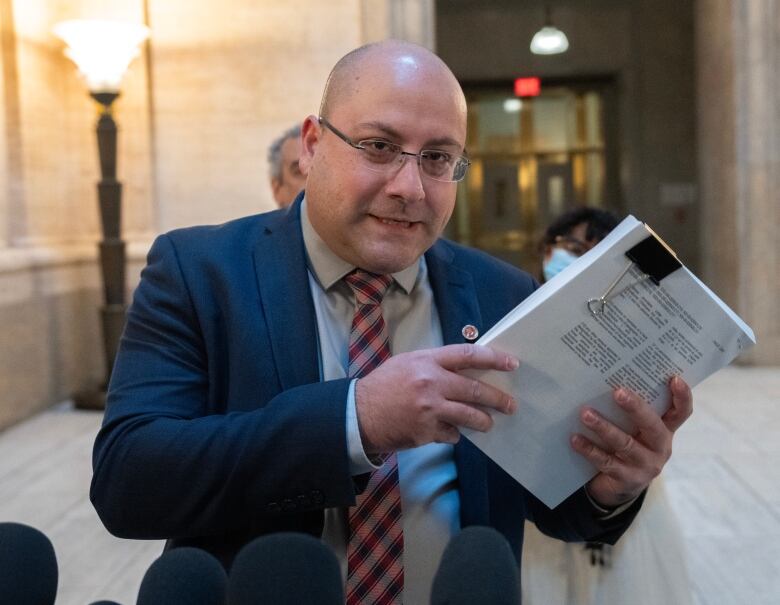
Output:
[514, 77, 541, 97]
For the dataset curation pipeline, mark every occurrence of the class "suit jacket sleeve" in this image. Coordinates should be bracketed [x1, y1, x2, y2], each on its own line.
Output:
[90, 233, 357, 540]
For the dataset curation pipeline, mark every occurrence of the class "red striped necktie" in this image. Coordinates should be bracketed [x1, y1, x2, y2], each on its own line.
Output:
[344, 270, 404, 605]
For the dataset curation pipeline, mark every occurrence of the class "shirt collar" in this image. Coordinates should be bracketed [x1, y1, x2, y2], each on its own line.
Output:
[300, 196, 420, 294]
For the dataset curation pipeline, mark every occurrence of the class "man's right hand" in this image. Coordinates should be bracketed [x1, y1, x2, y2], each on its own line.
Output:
[355, 344, 519, 454]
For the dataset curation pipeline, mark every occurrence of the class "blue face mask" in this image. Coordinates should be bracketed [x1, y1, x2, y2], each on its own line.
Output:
[543, 248, 579, 282]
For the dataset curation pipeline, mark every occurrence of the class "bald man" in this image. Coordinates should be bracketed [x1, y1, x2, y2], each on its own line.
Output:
[92, 41, 693, 603]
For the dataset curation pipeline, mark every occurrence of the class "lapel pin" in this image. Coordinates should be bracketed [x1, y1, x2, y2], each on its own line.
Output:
[461, 324, 479, 341]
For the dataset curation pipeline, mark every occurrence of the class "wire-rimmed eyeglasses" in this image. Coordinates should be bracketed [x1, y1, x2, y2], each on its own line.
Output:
[318, 116, 470, 183]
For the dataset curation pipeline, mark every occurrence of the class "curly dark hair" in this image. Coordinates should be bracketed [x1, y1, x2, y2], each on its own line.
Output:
[541, 207, 620, 249]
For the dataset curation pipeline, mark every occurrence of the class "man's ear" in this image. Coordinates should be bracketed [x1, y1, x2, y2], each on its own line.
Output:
[298, 115, 321, 175]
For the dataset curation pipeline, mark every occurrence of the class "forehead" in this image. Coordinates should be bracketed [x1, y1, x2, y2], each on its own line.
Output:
[569, 222, 591, 242]
[329, 52, 467, 147]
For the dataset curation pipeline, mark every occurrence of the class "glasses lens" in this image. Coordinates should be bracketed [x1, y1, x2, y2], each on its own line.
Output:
[358, 140, 401, 165]
[420, 150, 454, 180]
[354, 137, 470, 183]
[451, 157, 469, 182]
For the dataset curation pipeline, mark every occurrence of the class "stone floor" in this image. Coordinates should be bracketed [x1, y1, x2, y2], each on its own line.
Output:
[0, 365, 778, 604]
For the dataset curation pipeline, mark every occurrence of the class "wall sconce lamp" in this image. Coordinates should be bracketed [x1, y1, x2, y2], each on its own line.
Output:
[53, 19, 150, 410]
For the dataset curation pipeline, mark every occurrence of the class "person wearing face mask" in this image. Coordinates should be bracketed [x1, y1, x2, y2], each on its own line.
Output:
[540, 207, 619, 283]
[522, 206, 693, 605]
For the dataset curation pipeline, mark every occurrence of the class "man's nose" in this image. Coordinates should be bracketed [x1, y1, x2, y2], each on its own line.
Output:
[384, 154, 425, 202]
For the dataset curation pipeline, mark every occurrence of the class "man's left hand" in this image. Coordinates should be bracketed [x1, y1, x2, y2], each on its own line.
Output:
[571, 375, 693, 508]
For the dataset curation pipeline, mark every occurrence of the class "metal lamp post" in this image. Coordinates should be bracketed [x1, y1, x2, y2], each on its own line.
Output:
[54, 19, 150, 410]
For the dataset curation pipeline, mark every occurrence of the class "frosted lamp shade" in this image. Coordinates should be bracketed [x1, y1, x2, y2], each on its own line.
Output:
[530, 26, 569, 55]
[53, 19, 150, 92]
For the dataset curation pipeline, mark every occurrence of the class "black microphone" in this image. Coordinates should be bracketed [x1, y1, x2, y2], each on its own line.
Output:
[430, 526, 520, 605]
[88, 601, 123, 604]
[136, 547, 227, 604]
[227, 532, 343, 605]
[0, 521, 58, 605]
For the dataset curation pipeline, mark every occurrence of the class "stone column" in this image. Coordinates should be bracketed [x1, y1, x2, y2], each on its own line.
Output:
[361, 0, 436, 49]
[0, 0, 24, 247]
[0, 2, 8, 247]
[696, 0, 780, 364]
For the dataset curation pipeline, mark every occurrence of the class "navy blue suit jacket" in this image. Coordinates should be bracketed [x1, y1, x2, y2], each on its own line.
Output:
[91, 197, 641, 570]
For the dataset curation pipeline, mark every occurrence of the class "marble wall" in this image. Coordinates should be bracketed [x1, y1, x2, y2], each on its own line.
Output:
[697, 0, 780, 364]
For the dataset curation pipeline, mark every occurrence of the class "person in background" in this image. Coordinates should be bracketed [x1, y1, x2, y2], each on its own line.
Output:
[267, 124, 305, 207]
[522, 205, 693, 605]
[540, 207, 618, 282]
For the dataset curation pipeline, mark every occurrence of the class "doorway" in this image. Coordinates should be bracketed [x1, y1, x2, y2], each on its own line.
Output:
[450, 78, 621, 275]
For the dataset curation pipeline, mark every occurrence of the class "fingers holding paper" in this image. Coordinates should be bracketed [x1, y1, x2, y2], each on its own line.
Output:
[571, 376, 693, 508]
[662, 375, 694, 431]
[356, 344, 519, 454]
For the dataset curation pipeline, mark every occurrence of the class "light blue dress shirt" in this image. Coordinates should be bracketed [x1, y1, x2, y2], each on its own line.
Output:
[300, 200, 460, 604]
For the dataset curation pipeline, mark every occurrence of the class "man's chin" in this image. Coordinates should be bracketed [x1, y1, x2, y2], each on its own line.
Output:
[355, 248, 423, 275]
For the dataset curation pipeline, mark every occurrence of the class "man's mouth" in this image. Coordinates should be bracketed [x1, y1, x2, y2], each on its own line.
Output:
[372, 215, 414, 228]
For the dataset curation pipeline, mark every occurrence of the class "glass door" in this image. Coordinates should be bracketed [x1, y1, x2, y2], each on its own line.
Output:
[451, 80, 621, 275]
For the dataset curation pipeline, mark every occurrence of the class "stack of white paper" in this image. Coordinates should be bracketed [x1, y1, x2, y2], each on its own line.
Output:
[464, 215, 756, 508]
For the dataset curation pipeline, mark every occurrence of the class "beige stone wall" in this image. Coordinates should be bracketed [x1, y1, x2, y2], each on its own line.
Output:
[1, 1, 10, 247]
[0, 0, 153, 429]
[148, 0, 363, 229]
[147, 0, 432, 230]
[361, 0, 435, 49]
[9, 0, 153, 247]
[0, 0, 431, 429]
[697, 0, 780, 364]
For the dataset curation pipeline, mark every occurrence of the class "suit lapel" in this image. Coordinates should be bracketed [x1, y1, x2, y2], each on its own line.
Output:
[425, 241, 490, 527]
[253, 199, 321, 392]
[425, 240, 482, 346]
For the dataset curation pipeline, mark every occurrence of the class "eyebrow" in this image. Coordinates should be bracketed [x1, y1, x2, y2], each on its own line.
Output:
[355, 120, 463, 150]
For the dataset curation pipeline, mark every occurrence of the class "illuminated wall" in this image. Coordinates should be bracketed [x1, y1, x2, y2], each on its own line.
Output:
[0, 0, 433, 428]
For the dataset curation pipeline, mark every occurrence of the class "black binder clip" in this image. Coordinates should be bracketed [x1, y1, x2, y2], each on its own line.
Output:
[587, 230, 682, 316]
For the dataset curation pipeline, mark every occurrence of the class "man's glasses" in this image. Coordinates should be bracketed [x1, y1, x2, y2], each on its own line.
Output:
[319, 116, 470, 183]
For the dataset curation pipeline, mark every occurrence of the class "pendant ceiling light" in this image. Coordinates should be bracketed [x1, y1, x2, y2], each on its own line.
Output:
[530, 6, 569, 55]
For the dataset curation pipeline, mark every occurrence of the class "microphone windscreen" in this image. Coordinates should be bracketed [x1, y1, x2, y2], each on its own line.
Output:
[431, 526, 520, 605]
[136, 547, 227, 605]
[0, 521, 58, 605]
[88, 601, 123, 604]
[227, 532, 343, 605]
